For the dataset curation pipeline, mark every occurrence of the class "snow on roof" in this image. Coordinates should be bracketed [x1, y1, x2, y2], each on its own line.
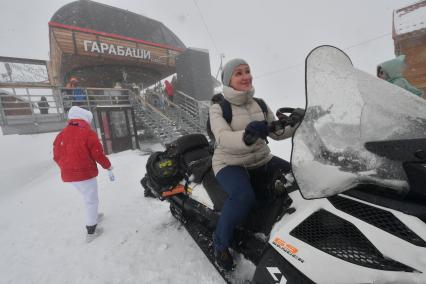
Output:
[394, 1, 426, 36]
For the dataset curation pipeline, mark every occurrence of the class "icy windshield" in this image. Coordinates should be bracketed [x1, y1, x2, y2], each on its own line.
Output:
[292, 46, 426, 199]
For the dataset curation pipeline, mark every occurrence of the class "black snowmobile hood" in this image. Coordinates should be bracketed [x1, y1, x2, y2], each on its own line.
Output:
[291, 46, 426, 199]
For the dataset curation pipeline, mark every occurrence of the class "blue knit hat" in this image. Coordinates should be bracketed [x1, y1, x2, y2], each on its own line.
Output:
[221, 58, 249, 87]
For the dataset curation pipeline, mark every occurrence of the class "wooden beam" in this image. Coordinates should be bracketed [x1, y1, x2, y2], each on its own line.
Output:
[0, 56, 47, 65]
[72, 31, 78, 55]
[0, 82, 55, 88]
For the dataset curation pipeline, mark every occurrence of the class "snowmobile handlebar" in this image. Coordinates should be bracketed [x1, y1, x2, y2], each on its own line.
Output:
[244, 107, 305, 145]
[268, 107, 305, 133]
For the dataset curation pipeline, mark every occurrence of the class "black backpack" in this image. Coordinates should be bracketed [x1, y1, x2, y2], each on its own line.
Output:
[206, 97, 268, 141]
[145, 150, 184, 189]
[144, 134, 211, 194]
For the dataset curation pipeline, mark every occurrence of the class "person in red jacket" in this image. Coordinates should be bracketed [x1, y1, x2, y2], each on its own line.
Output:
[164, 79, 174, 102]
[53, 106, 114, 242]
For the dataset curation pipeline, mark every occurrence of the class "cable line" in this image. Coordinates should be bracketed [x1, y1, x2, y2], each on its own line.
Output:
[344, 32, 391, 50]
[192, 0, 220, 54]
[256, 32, 392, 80]
[256, 63, 303, 79]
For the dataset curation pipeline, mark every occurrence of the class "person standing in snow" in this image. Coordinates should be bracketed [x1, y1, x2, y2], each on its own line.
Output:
[377, 55, 424, 98]
[53, 106, 115, 242]
[209, 59, 301, 271]
[37, 96, 50, 114]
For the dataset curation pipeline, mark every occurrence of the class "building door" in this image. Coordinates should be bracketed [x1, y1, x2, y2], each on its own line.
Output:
[110, 110, 132, 152]
[96, 106, 138, 154]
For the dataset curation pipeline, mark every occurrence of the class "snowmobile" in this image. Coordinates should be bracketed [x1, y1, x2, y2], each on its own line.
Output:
[141, 45, 426, 283]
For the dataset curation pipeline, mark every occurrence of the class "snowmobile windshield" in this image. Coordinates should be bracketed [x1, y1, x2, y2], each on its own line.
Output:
[292, 46, 426, 199]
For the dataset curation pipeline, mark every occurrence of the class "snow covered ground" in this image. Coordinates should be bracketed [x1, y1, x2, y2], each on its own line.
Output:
[0, 130, 291, 284]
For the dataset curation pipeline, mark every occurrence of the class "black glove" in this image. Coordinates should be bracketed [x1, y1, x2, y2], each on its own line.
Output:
[289, 108, 305, 126]
[243, 120, 268, 145]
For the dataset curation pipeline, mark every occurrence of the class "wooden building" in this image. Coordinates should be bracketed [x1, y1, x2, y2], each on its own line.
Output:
[393, 0, 426, 97]
[48, 0, 186, 88]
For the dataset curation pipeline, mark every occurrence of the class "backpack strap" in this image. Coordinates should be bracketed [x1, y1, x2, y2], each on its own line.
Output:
[253, 97, 268, 120]
[219, 99, 233, 123]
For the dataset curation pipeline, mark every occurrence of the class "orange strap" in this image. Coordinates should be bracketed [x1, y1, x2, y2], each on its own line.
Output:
[161, 184, 185, 197]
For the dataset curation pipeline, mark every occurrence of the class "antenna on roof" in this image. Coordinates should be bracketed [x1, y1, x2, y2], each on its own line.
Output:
[215, 53, 225, 80]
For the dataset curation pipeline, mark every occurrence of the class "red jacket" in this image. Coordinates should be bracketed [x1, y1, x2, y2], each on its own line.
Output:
[164, 80, 174, 97]
[53, 119, 111, 182]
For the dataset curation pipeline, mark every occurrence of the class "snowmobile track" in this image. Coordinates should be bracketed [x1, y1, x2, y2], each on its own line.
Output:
[183, 219, 235, 283]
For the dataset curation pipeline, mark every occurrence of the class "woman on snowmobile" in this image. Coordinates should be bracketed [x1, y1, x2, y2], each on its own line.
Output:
[209, 58, 301, 271]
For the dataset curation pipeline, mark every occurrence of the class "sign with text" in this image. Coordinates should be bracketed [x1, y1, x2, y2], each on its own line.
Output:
[83, 40, 151, 60]
[50, 26, 180, 67]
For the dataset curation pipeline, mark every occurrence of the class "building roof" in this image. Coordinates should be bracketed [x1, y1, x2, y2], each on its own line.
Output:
[0, 58, 49, 84]
[393, 0, 426, 37]
[50, 0, 185, 50]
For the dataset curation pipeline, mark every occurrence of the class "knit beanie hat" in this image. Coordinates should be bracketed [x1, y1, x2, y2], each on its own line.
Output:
[68, 106, 93, 124]
[221, 58, 249, 87]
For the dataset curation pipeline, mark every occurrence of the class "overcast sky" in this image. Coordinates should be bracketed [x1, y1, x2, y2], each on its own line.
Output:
[0, 0, 418, 106]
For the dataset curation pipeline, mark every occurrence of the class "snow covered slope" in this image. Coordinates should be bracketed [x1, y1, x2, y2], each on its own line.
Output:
[0, 132, 226, 283]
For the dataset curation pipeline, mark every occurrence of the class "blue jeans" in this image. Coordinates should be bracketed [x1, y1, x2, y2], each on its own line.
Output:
[213, 156, 290, 251]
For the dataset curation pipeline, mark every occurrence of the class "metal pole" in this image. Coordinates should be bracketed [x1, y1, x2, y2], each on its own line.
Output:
[26, 88, 37, 124]
[0, 98, 6, 126]
[52, 88, 63, 120]
[130, 108, 140, 150]
[58, 87, 67, 120]
[85, 88, 90, 110]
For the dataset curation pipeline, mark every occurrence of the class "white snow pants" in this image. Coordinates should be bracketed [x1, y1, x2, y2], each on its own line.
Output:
[71, 177, 99, 226]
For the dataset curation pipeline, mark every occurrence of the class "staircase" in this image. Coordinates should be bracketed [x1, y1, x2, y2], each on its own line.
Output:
[130, 90, 209, 146]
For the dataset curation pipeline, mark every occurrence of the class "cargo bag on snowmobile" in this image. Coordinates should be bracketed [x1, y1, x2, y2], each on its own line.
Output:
[142, 133, 212, 198]
[145, 150, 184, 192]
[174, 133, 212, 183]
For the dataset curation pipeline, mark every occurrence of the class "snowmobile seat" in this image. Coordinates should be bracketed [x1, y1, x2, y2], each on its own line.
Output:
[174, 133, 210, 155]
[202, 169, 228, 211]
[365, 138, 426, 202]
[365, 138, 426, 162]
[174, 134, 230, 208]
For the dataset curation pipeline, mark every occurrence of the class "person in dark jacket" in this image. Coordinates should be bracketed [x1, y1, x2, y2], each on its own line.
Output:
[377, 55, 424, 97]
[53, 106, 114, 242]
[37, 96, 50, 114]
